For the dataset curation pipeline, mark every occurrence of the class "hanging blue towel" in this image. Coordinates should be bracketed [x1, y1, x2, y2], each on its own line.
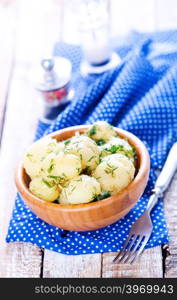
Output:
[6, 30, 177, 255]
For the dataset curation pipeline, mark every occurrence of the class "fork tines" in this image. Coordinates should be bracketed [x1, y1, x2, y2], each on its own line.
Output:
[113, 234, 149, 264]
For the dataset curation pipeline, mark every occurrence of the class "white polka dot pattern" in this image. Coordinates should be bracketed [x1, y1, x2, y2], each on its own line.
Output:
[7, 30, 177, 254]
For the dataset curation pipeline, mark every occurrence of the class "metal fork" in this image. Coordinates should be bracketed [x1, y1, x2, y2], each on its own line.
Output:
[113, 142, 177, 264]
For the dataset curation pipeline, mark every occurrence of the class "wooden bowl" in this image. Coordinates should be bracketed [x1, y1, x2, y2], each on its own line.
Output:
[15, 125, 150, 231]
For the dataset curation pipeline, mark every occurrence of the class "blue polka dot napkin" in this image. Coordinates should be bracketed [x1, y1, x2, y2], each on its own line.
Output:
[7, 30, 177, 255]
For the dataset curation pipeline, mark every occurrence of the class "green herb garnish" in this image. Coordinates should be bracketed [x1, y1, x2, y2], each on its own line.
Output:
[104, 162, 118, 177]
[95, 191, 111, 201]
[103, 144, 135, 159]
[88, 125, 97, 137]
[42, 179, 54, 188]
[96, 139, 106, 146]
[64, 139, 71, 146]
[26, 153, 33, 160]
[71, 185, 77, 192]
[124, 149, 135, 158]
[76, 167, 81, 174]
[88, 155, 95, 162]
[47, 173, 67, 183]
[61, 173, 67, 178]
[105, 145, 124, 154]
[47, 162, 55, 173]
[92, 192, 98, 199]
[47, 175, 61, 180]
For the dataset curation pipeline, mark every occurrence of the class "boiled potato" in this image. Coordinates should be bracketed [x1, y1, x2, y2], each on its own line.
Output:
[93, 154, 135, 194]
[64, 136, 100, 171]
[100, 136, 135, 161]
[87, 121, 117, 142]
[25, 122, 138, 204]
[23, 138, 63, 179]
[29, 176, 61, 202]
[41, 152, 82, 183]
[71, 135, 98, 150]
[59, 175, 101, 204]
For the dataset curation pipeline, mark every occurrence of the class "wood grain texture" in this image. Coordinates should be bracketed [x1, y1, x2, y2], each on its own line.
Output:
[0, 2, 16, 141]
[0, 243, 42, 278]
[102, 247, 163, 278]
[0, 62, 43, 277]
[0, 0, 43, 278]
[43, 250, 101, 278]
[164, 173, 177, 278]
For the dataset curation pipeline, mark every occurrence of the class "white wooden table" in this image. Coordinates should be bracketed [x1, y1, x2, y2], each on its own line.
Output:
[0, 0, 177, 278]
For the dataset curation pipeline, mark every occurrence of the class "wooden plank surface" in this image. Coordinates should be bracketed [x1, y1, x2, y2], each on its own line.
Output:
[0, 57, 43, 277]
[43, 251, 101, 278]
[164, 173, 177, 278]
[102, 247, 163, 278]
[0, 0, 46, 277]
[0, 0, 65, 278]
[0, 2, 16, 141]
[0, 243, 42, 278]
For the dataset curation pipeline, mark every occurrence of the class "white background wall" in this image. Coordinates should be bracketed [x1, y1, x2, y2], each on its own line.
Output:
[62, 0, 177, 43]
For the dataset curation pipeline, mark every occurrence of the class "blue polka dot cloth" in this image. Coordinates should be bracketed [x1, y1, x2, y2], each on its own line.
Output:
[6, 30, 177, 255]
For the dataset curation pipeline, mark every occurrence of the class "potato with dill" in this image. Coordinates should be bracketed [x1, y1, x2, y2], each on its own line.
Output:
[23, 138, 63, 179]
[40, 151, 82, 184]
[24, 121, 138, 204]
[29, 176, 61, 202]
[87, 121, 117, 143]
[59, 175, 101, 204]
[93, 154, 135, 194]
[64, 135, 100, 172]
[100, 136, 135, 161]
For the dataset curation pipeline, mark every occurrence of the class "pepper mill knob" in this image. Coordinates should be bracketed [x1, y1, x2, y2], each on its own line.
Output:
[41, 58, 54, 72]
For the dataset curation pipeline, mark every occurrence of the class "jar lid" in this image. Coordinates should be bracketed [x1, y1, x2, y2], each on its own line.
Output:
[31, 57, 72, 92]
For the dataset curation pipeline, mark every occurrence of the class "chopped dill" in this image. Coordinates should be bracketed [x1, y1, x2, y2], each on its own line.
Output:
[75, 177, 82, 182]
[88, 155, 95, 162]
[64, 139, 71, 146]
[88, 125, 97, 137]
[47, 175, 61, 180]
[26, 153, 33, 160]
[76, 167, 81, 174]
[94, 191, 111, 201]
[96, 139, 106, 146]
[71, 185, 77, 192]
[47, 160, 55, 173]
[47, 173, 67, 183]
[104, 162, 118, 176]
[103, 144, 135, 159]
[105, 145, 124, 154]
[42, 179, 54, 188]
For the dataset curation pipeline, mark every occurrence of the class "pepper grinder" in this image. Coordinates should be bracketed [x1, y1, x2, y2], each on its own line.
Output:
[32, 57, 72, 122]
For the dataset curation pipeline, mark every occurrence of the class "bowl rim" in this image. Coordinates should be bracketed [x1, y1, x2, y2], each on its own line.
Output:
[15, 125, 150, 212]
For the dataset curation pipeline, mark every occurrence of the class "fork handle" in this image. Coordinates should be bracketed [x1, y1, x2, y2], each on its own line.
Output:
[147, 142, 177, 212]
